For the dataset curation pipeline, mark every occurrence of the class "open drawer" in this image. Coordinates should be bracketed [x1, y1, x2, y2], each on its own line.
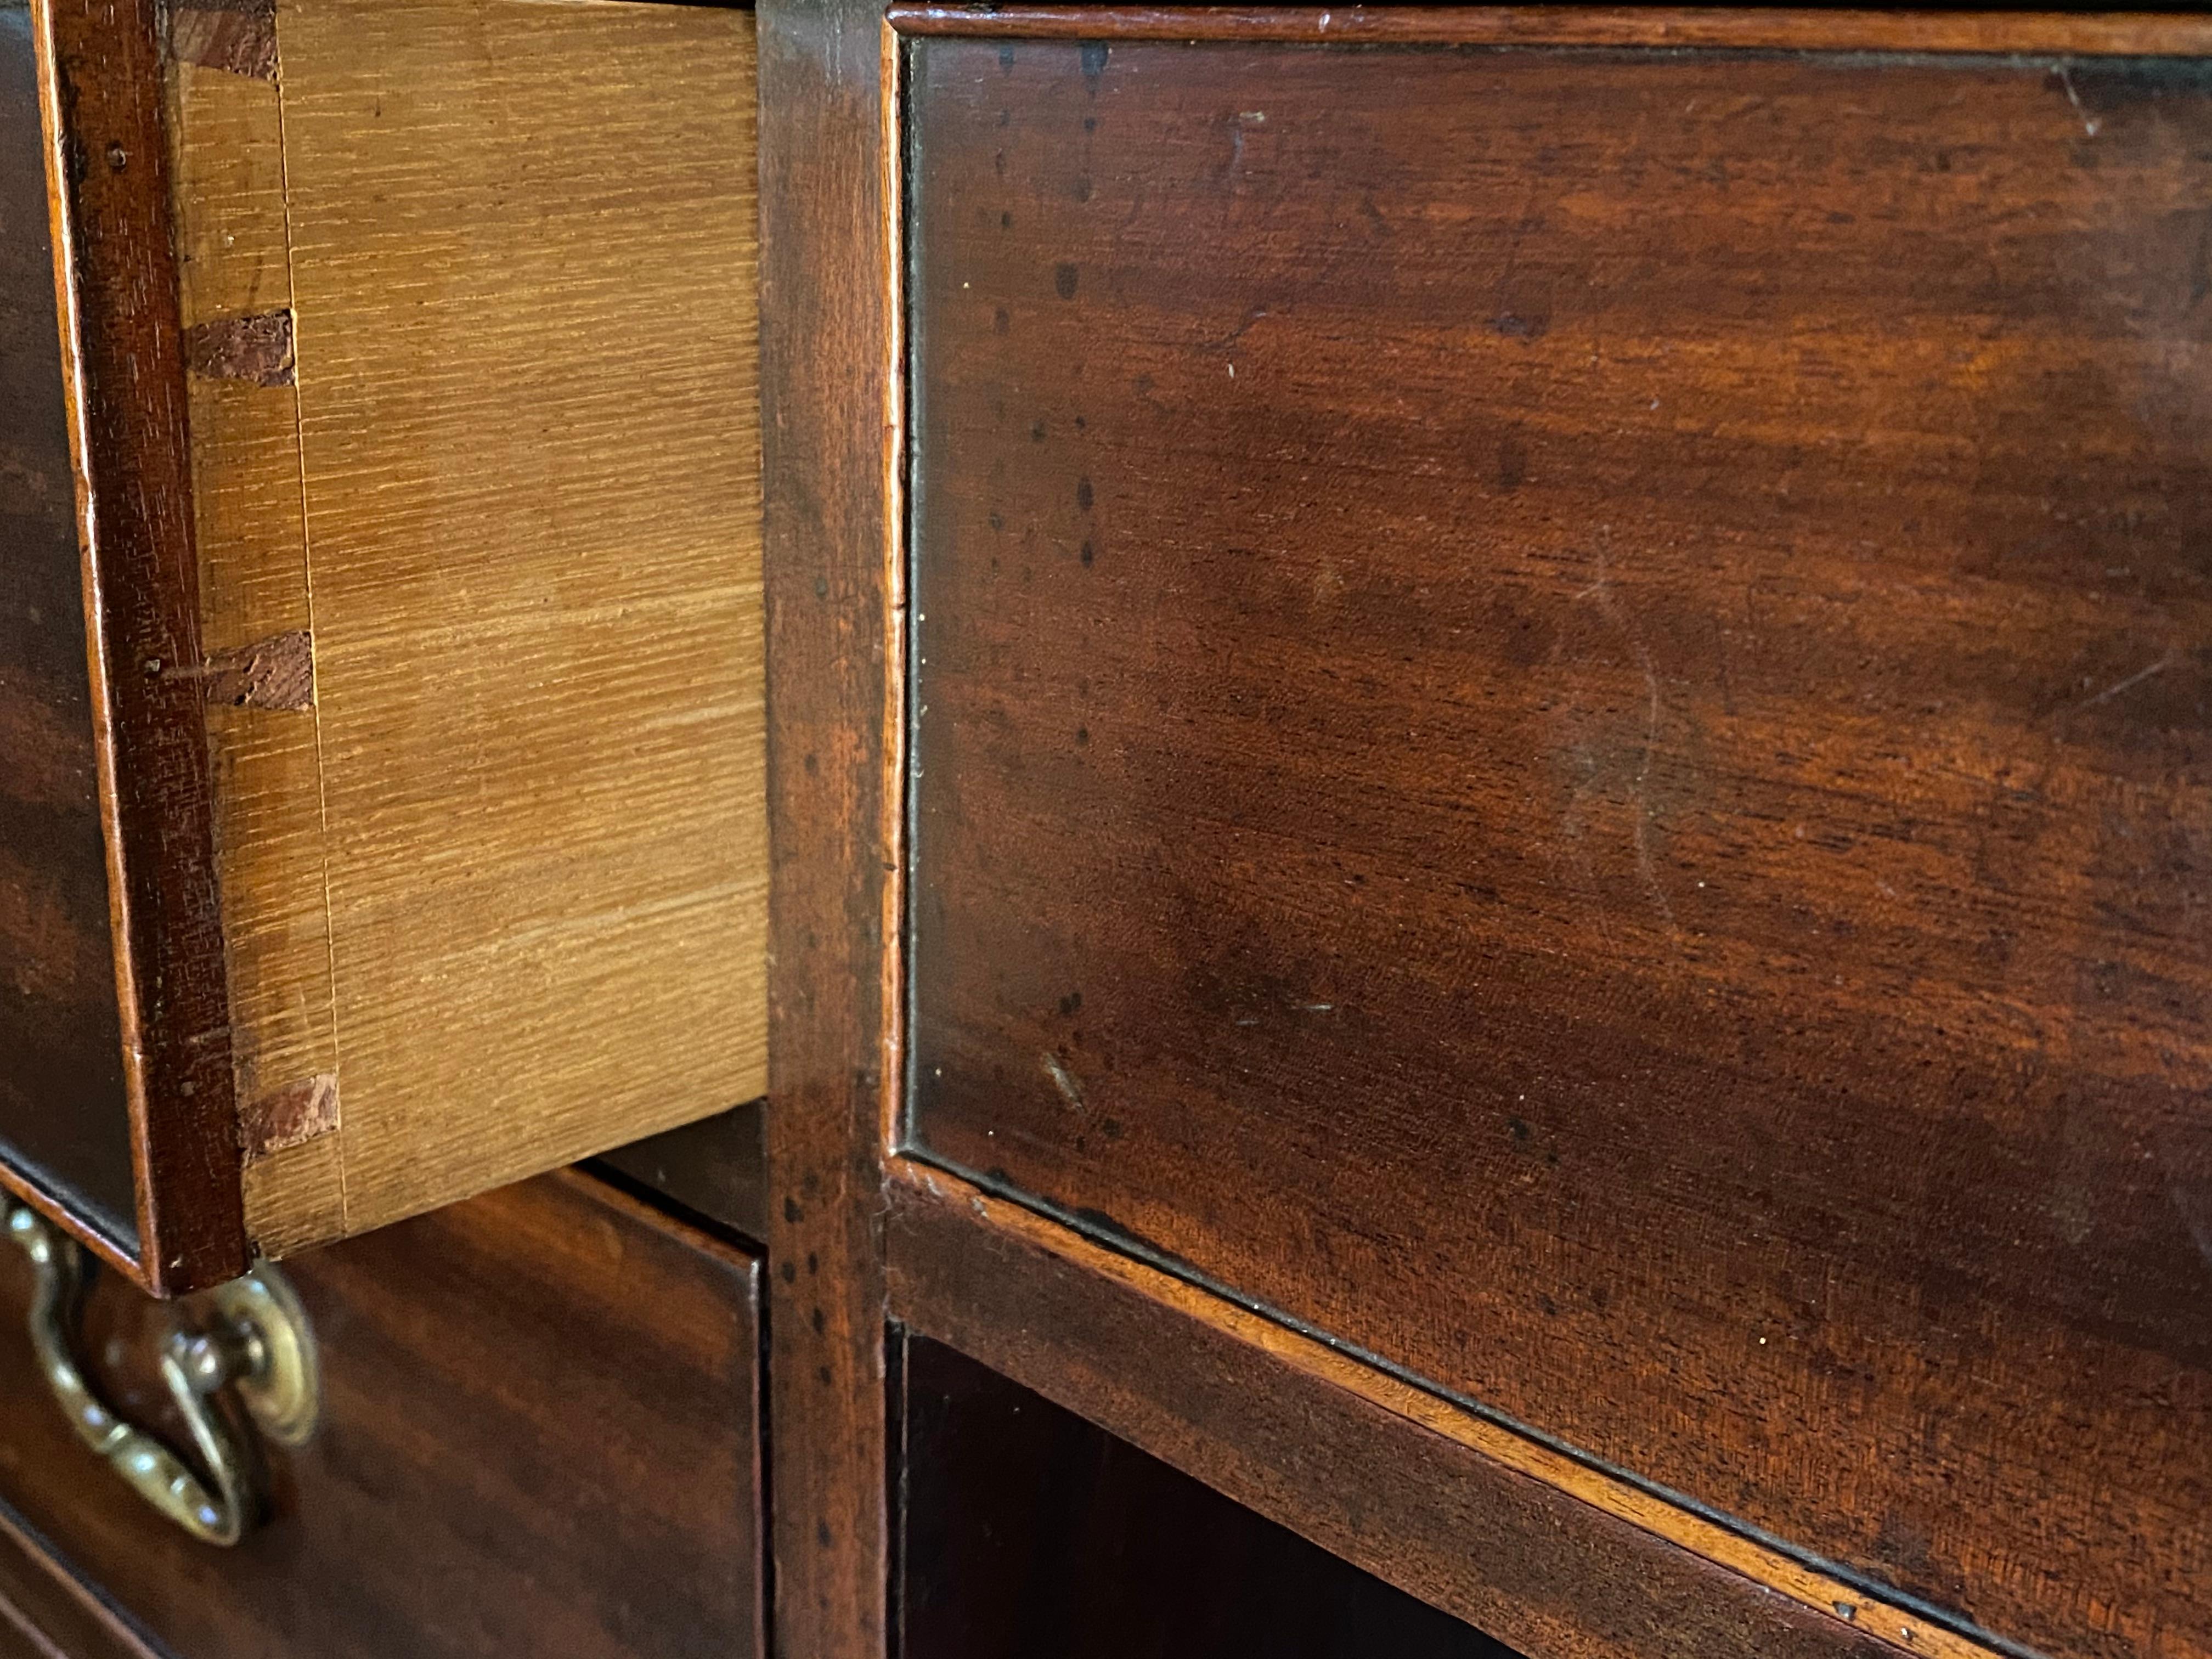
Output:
[0, 0, 763, 1293]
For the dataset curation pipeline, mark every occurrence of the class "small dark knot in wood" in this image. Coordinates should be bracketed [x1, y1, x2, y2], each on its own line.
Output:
[184, 308, 295, 386]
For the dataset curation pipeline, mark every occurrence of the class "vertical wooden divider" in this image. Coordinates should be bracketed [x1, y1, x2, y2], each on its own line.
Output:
[759, 1, 900, 1654]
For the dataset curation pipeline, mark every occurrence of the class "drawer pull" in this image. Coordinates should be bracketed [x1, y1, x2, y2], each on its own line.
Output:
[3, 1201, 320, 1545]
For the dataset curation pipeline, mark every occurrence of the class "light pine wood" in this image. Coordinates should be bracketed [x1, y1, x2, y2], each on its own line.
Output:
[165, 50, 345, 1254]
[167, 0, 764, 1256]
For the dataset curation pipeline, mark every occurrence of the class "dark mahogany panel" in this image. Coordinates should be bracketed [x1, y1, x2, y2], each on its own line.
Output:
[0, 1172, 764, 1659]
[904, 38, 2211, 1659]
[0, 5, 135, 1252]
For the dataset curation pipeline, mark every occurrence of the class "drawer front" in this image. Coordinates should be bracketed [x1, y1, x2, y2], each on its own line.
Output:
[0, 6, 136, 1253]
[902, 34, 2211, 1659]
[0, 1172, 762, 1659]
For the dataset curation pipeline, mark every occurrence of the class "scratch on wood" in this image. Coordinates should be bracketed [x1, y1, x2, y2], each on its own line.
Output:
[172, 629, 317, 709]
[170, 0, 279, 81]
[2055, 65, 2101, 139]
[240, 1073, 340, 1161]
[184, 308, 295, 385]
[1581, 533, 1684, 952]
[1042, 1051, 1086, 1109]
[2073, 652, 2172, 712]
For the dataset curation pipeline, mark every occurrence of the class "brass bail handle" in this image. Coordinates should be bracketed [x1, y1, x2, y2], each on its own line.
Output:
[2, 1199, 321, 1547]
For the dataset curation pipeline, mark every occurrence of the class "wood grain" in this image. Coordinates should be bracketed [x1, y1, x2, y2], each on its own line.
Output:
[884, 5, 2212, 54]
[230, 0, 766, 1250]
[0, 1507, 161, 1659]
[162, 30, 341, 1261]
[897, 1330, 1523, 1659]
[888, 1172, 1934, 1659]
[8, 0, 768, 1290]
[0, 1171, 764, 1659]
[169, 0, 275, 82]
[902, 36, 2212, 1659]
[32, 0, 244, 1291]
[758, 1, 899, 1654]
[595, 1098, 770, 1244]
[0, 3, 136, 1259]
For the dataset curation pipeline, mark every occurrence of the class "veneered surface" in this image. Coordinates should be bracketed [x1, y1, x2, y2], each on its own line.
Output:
[41, 0, 249, 1290]
[0, 3, 136, 1254]
[887, 1176, 1919, 1659]
[905, 38, 2212, 1659]
[0, 1172, 764, 1659]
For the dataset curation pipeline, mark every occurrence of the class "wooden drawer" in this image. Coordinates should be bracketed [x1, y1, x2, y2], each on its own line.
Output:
[0, 1171, 762, 1659]
[1, 0, 763, 1292]
[899, 27, 2211, 1659]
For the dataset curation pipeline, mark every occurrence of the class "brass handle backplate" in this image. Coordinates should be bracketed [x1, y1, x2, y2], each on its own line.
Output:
[3, 1199, 320, 1546]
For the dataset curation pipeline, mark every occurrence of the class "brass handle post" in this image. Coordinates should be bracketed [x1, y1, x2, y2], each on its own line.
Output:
[2, 1199, 319, 1546]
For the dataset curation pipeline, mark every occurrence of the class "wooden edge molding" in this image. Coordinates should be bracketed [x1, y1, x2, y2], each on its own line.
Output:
[548, 1165, 770, 1284]
[32, 0, 246, 1295]
[878, 10, 910, 1170]
[882, 5, 2212, 55]
[760, 0, 900, 1654]
[884, 1161, 2017, 1659]
[0, 1502, 162, 1659]
[0, 1161, 140, 1282]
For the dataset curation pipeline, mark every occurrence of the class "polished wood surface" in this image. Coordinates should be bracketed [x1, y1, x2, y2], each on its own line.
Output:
[758, 1, 899, 1655]
[596, 1098, 769, 1244]
[898, 1330, 1521, 1659]
[888, 1170, 1938, 1659]
[0, 4, 135, 1255]
[0, 1172, 764, 1659]
[33, 0, 245, 1290]
[902, 36, 2211, 1659]
[885, 5, 2212, 53]
[0, 1509, 158, 1659]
